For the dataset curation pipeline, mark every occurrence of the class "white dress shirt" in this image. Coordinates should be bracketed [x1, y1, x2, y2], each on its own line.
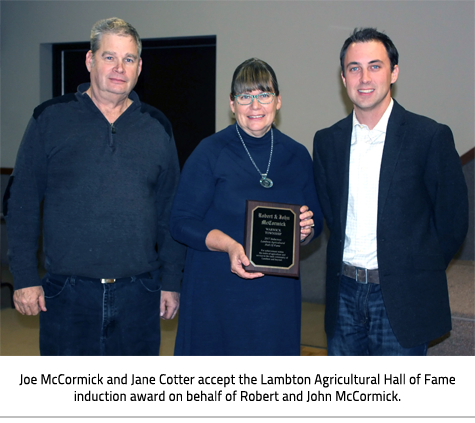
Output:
[343, 99, 394, 270]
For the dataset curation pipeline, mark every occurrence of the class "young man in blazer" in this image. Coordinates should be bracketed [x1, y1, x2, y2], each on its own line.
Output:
[313, 28, 468, 355]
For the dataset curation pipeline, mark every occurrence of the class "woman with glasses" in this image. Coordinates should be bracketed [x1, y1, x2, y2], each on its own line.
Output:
[170, 58, 323, 355]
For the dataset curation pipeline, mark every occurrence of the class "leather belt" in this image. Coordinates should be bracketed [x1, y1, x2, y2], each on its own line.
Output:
[99, 273, 152, 284]
[47, 273, 153, 285]
[342, 263, 379, 284]
[76, 272, 152, 284]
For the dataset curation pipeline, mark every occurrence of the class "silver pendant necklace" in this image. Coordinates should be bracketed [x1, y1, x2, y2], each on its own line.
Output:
[235, 124, 274, 188]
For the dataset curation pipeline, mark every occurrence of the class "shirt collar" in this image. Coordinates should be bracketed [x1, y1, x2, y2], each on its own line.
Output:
[353, 99, 394, 134]
[77, 82, 141, 105]
[352, 98, 394, 144]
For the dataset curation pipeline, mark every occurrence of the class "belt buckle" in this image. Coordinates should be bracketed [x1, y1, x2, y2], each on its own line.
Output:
[101, 278, 116, 284]
[355, 267, 368, 284]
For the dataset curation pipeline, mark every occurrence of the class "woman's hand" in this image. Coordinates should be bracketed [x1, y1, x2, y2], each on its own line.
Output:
[206, 229, 264, 279]
[227, 241, 264, 279]
[299, 205, 314, 244]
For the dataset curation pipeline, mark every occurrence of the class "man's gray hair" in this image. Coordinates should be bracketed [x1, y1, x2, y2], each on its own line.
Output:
[90, 17, 142, 58]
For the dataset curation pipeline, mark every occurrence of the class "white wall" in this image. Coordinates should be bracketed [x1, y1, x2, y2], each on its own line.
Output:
[1, 0, 474, 167]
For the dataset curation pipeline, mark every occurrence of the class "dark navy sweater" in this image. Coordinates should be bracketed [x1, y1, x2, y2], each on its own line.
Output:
[3, 83, 185, 291]
[170, 124, 323, 355]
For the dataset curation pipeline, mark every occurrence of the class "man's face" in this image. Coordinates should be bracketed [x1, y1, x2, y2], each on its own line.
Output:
[341, 40, 399, 117]
[86, 33, 142, 98]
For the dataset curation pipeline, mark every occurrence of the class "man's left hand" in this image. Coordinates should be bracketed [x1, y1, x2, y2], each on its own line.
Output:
[160, 290, 180, 320]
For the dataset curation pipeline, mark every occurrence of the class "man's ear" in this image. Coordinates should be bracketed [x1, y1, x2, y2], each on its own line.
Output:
[391, 64, 399, 85]
[341, 72, 347, 88]
[85, 50, 93, 72]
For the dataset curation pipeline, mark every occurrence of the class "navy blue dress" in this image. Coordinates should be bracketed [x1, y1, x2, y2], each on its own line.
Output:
[170, 124, 322, 355]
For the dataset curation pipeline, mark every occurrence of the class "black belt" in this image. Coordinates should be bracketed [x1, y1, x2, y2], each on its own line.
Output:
[342, 263, 379, 284]
[95, 273, 152, 284]
[51, 272, 152, 284]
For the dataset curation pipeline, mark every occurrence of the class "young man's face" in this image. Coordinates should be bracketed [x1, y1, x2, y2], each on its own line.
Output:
[341, 40, 399, 118]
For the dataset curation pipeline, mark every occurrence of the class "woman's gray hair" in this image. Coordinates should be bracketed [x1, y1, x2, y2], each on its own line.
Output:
[90, 17, 142, 58]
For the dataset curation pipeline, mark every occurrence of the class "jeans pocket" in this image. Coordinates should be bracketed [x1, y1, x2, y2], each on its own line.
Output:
[42, 273, 69, 299]
[138, 275, 161, 293]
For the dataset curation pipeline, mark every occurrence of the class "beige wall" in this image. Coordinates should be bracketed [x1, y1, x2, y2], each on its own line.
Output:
[1, 0, 474, 167]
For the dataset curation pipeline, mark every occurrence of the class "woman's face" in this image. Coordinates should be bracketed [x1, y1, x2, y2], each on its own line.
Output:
[230, 89, 281, 138]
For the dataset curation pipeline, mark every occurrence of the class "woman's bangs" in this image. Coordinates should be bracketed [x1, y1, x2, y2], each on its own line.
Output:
[234, 68, 273, 95]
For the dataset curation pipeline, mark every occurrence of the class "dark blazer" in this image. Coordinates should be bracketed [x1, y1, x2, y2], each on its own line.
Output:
[313, 100, 468, 348]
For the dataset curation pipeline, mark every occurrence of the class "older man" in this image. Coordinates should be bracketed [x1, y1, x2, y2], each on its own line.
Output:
[3, 17, 185, 355]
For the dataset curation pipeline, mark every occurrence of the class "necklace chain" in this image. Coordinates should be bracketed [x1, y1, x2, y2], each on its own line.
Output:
[235, 124, 273, 180]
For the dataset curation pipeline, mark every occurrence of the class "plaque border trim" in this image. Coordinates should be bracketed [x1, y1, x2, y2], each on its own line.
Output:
[249, 206, 296, 270]
[244, 200, 300, 278]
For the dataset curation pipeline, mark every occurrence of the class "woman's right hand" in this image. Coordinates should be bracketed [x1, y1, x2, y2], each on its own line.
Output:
[227, 241, 264, 279]
[206, 229, 264, 279]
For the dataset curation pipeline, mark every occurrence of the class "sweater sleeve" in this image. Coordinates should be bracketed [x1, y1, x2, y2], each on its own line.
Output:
[154, 131, 187, 292]
[169, 139, 218, 252]
[3, 117, 47, 290]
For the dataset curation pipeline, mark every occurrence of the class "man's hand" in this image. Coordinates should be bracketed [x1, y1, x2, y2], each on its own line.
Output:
[160, 290, 180, 320]
[13, 286, 47, 315]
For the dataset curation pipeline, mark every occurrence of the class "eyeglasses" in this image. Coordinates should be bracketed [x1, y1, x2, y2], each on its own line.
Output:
[234, 92, 275, 105]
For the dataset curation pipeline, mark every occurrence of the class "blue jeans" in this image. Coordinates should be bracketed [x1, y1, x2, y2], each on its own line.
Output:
[327, 275, 428, 356]
[40, 272, 161, 355]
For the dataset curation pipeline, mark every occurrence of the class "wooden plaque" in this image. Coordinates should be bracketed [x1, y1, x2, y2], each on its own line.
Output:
[244, 200, 300, 278]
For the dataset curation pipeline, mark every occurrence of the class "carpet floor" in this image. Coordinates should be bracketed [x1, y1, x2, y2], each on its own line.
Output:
[427, 260, 474, 355]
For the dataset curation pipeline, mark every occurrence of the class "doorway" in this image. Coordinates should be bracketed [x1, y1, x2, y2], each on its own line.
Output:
[52, 36, 216, 167]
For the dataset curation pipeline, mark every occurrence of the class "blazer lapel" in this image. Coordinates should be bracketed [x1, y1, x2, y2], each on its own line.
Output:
[333, 114, 353, 239]
[378, 100, 407, 218]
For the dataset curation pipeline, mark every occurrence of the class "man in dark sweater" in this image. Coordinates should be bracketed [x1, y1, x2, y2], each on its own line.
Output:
[2, 17, 185, 355]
